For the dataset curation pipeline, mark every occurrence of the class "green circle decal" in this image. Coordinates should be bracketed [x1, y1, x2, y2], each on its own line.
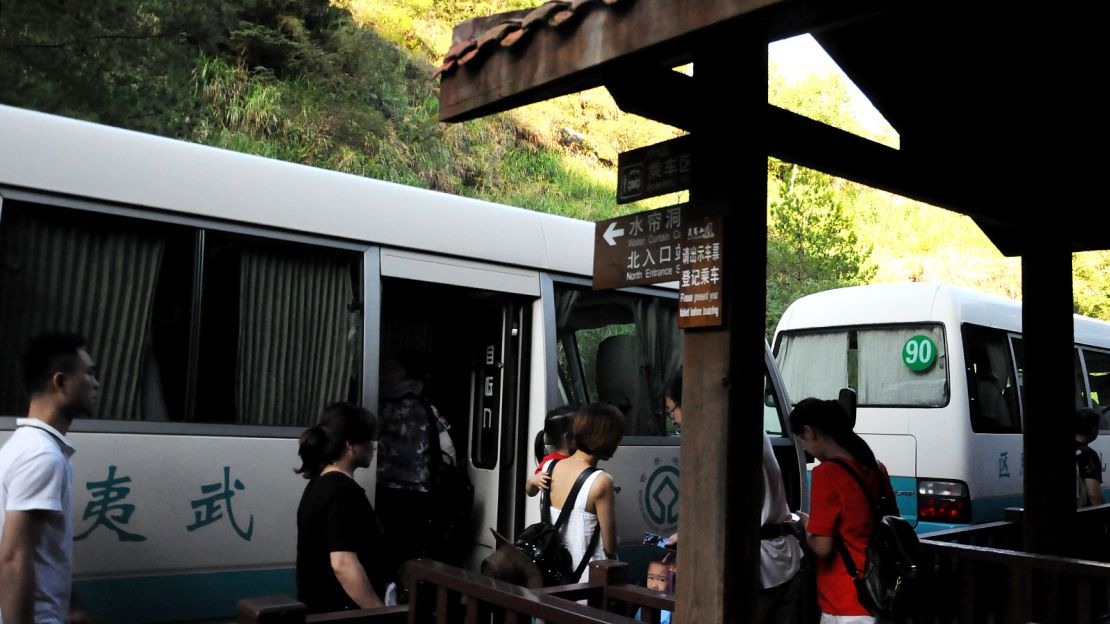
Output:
[902, 335, 937, 372]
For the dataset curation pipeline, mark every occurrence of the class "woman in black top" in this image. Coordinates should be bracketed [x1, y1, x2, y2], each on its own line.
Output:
[296, 402, 388, 613]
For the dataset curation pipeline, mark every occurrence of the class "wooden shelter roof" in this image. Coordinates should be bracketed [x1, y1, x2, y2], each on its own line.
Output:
[437, 0, 1107, 256]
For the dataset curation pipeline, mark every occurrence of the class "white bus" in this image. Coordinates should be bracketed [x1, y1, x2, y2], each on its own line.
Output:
[773, 282, 1110, 533]
[0, 105, 803, 622]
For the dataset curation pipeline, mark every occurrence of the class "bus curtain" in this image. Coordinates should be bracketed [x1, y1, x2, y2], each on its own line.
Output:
[236, 248, 358, 426]
[776, 332, 849, 402]
[0, 210, 164, 420]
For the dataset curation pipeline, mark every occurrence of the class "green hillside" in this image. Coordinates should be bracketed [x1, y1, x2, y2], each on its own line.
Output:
[2, 0, 1106, 327]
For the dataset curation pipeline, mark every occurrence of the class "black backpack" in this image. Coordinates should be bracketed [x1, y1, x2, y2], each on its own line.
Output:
[825, 458, 920, 621]
[420, 398, 474, 558]
[513, 460, 599, 586]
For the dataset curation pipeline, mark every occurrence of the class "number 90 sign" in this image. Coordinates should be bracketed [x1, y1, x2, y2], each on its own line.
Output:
[902, 335, 937, 372]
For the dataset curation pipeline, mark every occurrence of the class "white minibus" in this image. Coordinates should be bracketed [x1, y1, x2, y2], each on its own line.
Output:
[0, 105, 803, 622]
[774, 282, 1110, 533]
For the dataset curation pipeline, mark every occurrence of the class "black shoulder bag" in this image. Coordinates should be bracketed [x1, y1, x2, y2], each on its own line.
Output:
[514, 460, 600, 586]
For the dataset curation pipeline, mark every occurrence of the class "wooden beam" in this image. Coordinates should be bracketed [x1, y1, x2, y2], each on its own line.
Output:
[605, 68, 696, 130]
[675, 27, 765, 624]
[595, 88, 1028, 252]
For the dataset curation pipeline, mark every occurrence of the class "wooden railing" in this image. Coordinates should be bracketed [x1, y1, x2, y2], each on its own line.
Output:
[914, 504, 1110, 623]
[915, 539, 1110, 623]
[238, 595, 408, 624]
[239, 560, 675, 624]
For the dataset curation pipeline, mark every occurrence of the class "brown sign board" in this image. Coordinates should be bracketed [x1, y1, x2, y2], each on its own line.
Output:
[617, 135, 692, 204]
[678, 215, 724, 328]
[593, 204, 685, 290]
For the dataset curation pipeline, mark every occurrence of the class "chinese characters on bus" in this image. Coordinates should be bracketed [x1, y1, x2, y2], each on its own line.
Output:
[75, 465, 255, 543]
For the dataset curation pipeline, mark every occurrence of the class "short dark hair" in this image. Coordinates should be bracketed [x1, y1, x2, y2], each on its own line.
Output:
[20, 332, 87, 397]
[1076, 407, 1102, 437]
[573, 403, 625, 460]
[664, 368, 682, 406]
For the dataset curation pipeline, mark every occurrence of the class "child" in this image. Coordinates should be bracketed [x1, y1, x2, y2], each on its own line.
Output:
[637, 554, 675, 623]
[526, 404, 578, 497]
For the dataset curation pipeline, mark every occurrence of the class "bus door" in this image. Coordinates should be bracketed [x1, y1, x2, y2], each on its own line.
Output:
[378, 249, 536, 570]
[470, 299, 532, 547]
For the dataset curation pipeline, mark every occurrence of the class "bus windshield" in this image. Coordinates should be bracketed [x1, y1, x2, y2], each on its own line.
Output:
[776, 324, 949, 407]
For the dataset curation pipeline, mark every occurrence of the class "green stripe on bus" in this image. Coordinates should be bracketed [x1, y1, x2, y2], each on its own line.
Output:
[75, 568, 296, 623]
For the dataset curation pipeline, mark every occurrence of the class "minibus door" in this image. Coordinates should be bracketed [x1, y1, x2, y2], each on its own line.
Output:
[467, 300, 530, 567]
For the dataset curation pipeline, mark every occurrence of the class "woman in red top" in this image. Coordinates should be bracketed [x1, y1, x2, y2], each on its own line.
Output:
[791, 398, 897, 624]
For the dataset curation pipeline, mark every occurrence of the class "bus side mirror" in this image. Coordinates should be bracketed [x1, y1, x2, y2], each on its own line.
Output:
[838, 387, 858, 429]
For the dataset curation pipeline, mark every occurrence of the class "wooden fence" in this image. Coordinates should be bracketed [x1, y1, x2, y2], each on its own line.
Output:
[239, 560, 674, 624]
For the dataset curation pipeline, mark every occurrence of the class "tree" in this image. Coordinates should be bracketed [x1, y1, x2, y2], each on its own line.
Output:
[766, 163, 875, 337]
[1074, 251, 1110, 320]
[764, 66, 876, 337]
[0, 0, 234, 136]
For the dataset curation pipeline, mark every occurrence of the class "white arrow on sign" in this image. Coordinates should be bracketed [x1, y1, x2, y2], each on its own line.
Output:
[603, 221, 625, 246]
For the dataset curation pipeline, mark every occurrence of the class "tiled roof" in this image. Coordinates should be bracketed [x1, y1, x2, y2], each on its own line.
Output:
[434, 0, 633, 79]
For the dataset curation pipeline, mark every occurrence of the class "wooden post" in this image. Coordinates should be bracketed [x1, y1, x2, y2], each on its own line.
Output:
[589, 560, 630, 611]
[675, 29, 767, 624]
[1020, 226, 1076, 558]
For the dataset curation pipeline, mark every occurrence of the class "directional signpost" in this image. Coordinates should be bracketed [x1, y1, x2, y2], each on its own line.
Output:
[596, 135, 724, 328]
[593, 204, 685, 290]
[617, 135, 693, 204]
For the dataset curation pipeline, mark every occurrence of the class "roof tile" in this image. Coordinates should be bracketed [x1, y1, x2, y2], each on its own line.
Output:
[436, 0, 636, 79]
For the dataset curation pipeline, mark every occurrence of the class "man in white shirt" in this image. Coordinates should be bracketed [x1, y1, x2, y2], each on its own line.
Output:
[0, 333, 98, 624]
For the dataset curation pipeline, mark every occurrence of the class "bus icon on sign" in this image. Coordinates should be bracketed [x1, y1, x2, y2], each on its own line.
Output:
[619, 165, 644, 201]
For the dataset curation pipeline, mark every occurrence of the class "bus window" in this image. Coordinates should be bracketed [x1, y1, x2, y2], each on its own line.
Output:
[0, 201, 363, 426]
[0, 202, 189, 421]
[775, 331, 849, 402]
[764, 375, 783, 434]
[1011, 338, 1089, 422]
[1080, 348, 1110, 429]
[963, 324, 1022, 433]
[195, 232, 362, 426]
[554, 285, 681, 436]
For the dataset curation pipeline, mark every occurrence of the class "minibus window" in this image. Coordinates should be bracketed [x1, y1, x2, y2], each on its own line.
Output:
[0, 202, 190, 421]
[763, 375, 782, 434]
[554, 285, 681, 436]
[576, 324, 636, 402]
[0, 201, 363, 426]
[1081, 348, 1110, 430]
[964, 324, 1022, 433]
[197, 232, 363, 426]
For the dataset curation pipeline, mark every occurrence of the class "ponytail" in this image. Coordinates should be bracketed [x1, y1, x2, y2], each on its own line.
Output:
[533, 430, 547, 465]
[295, 402, 376, 479]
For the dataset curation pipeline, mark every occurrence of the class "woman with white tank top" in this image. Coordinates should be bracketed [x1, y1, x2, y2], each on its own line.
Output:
[545, 403, 625, 582]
